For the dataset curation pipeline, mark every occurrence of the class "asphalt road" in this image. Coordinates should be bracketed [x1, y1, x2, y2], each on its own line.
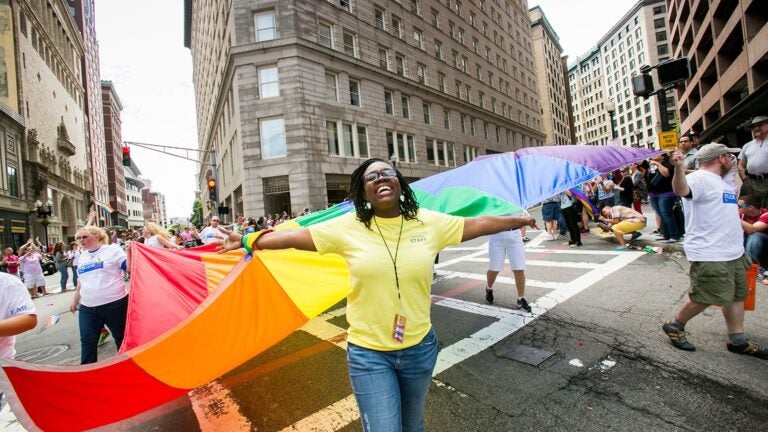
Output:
[2, 215, 768, 431]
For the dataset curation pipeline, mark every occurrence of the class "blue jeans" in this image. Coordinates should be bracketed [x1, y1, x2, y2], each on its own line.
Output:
[649, 195, 680, 240]
[347, 328, 439, 432]
[78, 295, 129, 364]
[58, 266, 69, 292]
[745, 233, 768, 268]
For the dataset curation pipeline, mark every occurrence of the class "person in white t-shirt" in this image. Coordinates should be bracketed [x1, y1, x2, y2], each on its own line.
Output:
[663, 144, 768, 360]
[141, 223, 182, 250]
[0, 273, 37, 360]
[18, 246, 48, 298]
[69, 225, 129, 364]
[199, 217, 225, 245]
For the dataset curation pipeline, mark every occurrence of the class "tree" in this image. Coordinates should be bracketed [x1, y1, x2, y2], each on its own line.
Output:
[190, 199, 203, 227]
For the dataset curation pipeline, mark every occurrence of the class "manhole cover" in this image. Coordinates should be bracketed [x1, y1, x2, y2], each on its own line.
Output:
[16, 345, 69, 362]
[502, 345, 555, 366]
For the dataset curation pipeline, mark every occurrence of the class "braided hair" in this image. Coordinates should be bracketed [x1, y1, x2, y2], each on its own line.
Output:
[348, 158, 420, 229]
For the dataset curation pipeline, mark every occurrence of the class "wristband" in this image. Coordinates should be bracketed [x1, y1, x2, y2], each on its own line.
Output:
[242, 229, 273, 254]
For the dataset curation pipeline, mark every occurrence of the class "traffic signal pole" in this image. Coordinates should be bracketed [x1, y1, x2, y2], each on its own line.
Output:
[209, 149, 219, 219]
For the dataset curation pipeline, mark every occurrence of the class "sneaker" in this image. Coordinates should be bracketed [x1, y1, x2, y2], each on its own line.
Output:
[629, 232, 642, 242]
[522, 237, 531, 242]
[485, 287, 494, 304]
[98, 329, 110, 346]
[662, 321, 695, 351]
[726, 340, 768, 360]
[614, 246, 628, 251]
[661, 239, 677, 244]
[517, 297, 532, 313]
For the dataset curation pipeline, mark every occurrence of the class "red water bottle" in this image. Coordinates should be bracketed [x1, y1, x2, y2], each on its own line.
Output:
[745, 264, 757, 311]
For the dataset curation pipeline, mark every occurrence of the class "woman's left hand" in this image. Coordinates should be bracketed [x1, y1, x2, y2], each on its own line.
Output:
[217, 227, 244, 253]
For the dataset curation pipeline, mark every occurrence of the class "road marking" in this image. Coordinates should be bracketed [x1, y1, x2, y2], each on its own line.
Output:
[279, 247, 645, 432]
[189, 381, 254, 432]
[462, 257, 601, 269]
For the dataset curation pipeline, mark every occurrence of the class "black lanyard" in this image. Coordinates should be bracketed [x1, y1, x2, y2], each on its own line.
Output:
[373, 215, 404, 301]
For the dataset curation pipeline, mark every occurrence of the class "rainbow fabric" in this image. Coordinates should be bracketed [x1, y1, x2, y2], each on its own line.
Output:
[569, 187, 599, 218]
[99, 203, 115, 214]
[0, 145, 661, 431]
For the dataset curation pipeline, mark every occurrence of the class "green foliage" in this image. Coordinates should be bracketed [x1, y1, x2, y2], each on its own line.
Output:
[191, 199, 202, 227]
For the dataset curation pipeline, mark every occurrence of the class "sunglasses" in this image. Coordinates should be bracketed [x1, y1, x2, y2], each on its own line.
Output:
[738, 203, 751, 208]
[211, 219, 220, 222]
[364, 168, 397, 183]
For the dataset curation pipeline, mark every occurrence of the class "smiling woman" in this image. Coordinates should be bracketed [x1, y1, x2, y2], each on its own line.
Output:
[217, 157, 536, 431]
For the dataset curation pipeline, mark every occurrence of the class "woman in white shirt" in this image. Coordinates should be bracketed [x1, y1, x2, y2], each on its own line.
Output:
[69, 226, 129, 364]
[68, 242, 81, 289]
[141, 223, 182, 250]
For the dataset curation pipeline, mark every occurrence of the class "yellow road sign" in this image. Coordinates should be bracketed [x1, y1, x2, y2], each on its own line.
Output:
[658, 131, 679, 150]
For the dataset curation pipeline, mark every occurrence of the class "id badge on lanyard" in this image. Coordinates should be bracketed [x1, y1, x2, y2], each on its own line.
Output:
[392, 313, 407, 343]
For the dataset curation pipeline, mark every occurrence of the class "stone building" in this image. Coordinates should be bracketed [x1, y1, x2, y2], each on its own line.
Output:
[184, 0, 545, 218]
[101, 80, 127, 227]
[529, 6, 573, 145]
[569, 0, 675, 148]
[668, 0, 768, 144]
[0, 1, 28, 248]
[124, 159, 144, 230]
[16, 0, 89, 245]
[68, 0, 110, 227]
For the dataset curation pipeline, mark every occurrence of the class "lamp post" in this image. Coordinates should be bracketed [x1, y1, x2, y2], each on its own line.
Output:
[390, 153, 398, 168]
[35, 199, 53, 249]
[605, 101, 617, 144]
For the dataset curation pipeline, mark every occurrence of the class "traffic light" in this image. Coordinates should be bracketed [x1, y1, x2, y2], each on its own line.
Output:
[207, 179, 217, 201]
[656, 58, 691, 87]
[122, 145, 131, 166]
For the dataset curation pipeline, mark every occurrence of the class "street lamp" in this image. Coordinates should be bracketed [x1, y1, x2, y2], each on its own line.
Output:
[35, 199, 53, 249]
[390, 153, 398, 168]
[605, 100, 617, 142]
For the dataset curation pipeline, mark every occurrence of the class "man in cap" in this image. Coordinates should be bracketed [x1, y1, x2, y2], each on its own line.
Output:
[679, 130, 699, 173]
[738, 116, 768, 207]
[662, 143, 767, 359]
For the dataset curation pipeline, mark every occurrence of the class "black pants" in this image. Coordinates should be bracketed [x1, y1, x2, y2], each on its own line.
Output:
[562, 205, 582, 245]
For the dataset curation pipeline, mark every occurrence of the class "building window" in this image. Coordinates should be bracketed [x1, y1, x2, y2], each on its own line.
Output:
[343, 31, 357, 56]
[375, 7, 386, 29]
[349, 79, 361, 106]
[411, 0, 420, 15]
[391, 15, 402, 38]
[443, 109, 451, 129]
[413, 29, 423, 49]
[254, 11, 276, 42]
[470, 118, 475, 136]
[430, 8, 439, 27]
[423, 103, 432, 124]
[416, 63, 426, 84]
[387, 131, 417, 163]
[326, 73, 338, 101]
[465, 145, 478, 162]
[434, 40, 443, 59]
[427, 139, 456, 166]
[6, 166, 18, 197]
[339, 0, 351, 12]
[379, 47, 390, 69]
[327, 121, 369, 157]
[318, 22, 334, 48]
[326, 120, 340, 155]
[438, 73, 446, 92]
[460, 114, 466, 134]
[655, 31, 667, 42]
[401, 96, 411, 118]
[395, 54, 406, 76]
[260, 117, 286, 158]
[258, 66, 279, 98]
[384, 90, 394, 114]
[657, 44, 669, 55]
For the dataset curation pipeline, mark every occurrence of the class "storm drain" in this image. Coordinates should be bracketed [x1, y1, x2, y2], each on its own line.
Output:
[502, 345, 555, 367]
[16, 345, 69, 363]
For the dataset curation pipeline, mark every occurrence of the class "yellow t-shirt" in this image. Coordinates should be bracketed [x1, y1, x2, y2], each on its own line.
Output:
[309, 209, 464, 351]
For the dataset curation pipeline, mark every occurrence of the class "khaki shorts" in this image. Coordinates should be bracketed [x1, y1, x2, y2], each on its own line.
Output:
[741, 178, 768, 207]
[688, 255, 751, 306]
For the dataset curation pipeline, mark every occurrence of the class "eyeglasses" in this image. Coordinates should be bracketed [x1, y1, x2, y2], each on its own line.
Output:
[75, 235, 91, 241]
[364, 168, 397, 183]
[738, 203, 751, 208]
[211, 219, 220, 222]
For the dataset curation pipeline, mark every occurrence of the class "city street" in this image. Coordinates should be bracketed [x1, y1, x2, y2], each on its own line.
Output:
[2, 222, 767, 432]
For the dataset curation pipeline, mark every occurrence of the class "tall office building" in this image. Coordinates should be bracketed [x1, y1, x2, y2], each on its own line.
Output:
[68, 0, 111, 225]
[101, 80, 127, 226]
[668, 0, 768, 144]
[184, 0, 545, 218]
[569, 0, 675, 148]
[529, 6, 573, 145]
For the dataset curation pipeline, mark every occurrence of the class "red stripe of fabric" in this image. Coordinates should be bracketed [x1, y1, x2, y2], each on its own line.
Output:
[3, 359, 188, 432]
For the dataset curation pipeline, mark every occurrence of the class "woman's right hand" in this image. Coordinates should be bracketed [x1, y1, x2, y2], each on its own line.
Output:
[70, 301, 78, 314]
[216, 227, 244, 253]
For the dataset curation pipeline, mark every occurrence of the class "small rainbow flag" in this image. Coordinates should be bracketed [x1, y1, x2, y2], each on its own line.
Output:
[99, 203, 115, 214]
[46, 313, 62, 328]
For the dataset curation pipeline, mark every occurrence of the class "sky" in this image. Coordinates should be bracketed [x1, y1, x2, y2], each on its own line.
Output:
[93, 0, 637, 219]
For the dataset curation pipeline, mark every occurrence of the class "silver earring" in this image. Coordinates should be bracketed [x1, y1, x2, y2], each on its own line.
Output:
[365, 202, 372, 210]
[400, 194, 405, 202]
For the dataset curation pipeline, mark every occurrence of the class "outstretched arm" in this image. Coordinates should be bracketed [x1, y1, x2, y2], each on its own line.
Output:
[218, 227, 317, 253]
[461, 215, 537, 242]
